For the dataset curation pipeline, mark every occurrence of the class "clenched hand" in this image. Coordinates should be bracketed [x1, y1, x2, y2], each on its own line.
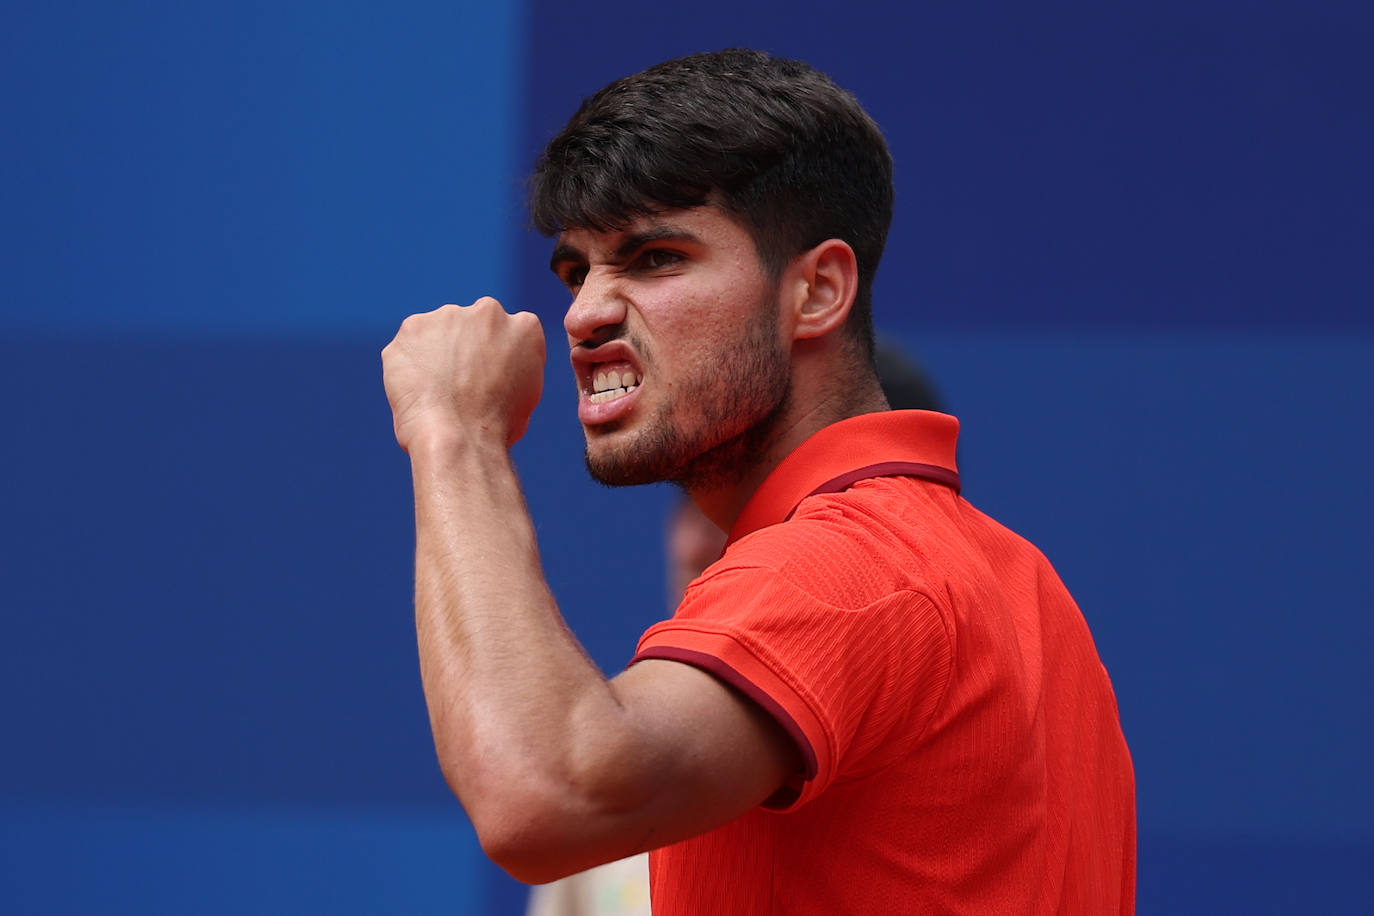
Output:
[382, 298, 546, 453]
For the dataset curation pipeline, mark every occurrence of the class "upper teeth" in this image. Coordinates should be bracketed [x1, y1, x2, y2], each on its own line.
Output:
[590, 368, 641, 403]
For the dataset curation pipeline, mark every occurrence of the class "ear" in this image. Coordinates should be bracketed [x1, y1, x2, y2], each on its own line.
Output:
[785, 239, 859, 341]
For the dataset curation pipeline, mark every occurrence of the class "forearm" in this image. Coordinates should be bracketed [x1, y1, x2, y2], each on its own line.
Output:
[409, 433, 637, 854]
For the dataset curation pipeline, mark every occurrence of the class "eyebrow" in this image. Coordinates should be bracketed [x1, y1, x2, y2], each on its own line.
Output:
[548, 225, 704, 275]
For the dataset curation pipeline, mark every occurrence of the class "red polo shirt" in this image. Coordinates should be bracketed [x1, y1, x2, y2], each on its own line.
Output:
[632, 410, 1136, 915]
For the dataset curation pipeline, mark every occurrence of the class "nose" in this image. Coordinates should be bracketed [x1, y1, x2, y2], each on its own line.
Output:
[563, 267, 628, 348]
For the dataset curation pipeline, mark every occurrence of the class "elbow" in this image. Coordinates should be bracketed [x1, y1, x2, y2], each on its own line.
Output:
[434, 754, 580, 884]
[463, 779, 598, 885]
[432, 703, 655, 883]
[441, 752, 643, 886]
[476, 811, 578, 885]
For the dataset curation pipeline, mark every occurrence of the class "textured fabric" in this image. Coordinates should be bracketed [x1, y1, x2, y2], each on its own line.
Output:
[632, 410, 1136, 915]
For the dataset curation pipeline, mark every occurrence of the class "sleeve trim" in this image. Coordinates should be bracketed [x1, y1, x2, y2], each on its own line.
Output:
[631, 645, 819, 781]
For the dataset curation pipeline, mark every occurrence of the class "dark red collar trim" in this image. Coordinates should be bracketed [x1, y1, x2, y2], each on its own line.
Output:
[783, 461, 963, 522]
[727, 411, 961, 547]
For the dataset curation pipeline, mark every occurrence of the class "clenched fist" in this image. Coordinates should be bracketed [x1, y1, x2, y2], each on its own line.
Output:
[382, 298, 546, 452]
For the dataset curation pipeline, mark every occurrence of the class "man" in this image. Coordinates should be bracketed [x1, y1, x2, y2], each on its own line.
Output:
[382, 49, 1135, 914]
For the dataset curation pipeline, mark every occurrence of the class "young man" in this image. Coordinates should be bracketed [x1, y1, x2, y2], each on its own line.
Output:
[382, 49, 1135, 914]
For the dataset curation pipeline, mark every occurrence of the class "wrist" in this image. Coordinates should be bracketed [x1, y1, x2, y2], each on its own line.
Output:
[402, 415, 506, 455]
[407, 424, 509, 469]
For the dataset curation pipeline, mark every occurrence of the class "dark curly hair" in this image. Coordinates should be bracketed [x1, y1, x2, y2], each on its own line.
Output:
[529, 49, 894, 361]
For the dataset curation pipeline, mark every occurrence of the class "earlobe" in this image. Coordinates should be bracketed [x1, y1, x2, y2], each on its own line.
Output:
[792, 239, 859, 340]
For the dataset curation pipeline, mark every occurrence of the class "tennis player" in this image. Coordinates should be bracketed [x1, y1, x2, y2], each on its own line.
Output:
[382, 49, 1135, 914]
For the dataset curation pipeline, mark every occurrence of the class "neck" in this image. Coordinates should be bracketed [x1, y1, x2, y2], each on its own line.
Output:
[690, 345, 888, 532]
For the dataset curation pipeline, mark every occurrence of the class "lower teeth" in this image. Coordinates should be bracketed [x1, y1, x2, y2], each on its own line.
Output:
[590, 384, 637, 404]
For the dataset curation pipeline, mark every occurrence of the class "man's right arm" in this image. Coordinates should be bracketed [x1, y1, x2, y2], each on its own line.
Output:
[384, 300, 799, 883]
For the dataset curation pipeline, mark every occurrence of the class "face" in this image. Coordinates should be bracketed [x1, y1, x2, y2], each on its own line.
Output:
[551, 206, 792, 491]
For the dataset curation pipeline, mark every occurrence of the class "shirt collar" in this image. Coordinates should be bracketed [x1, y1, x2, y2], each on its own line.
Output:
[726, 410, 961, 546]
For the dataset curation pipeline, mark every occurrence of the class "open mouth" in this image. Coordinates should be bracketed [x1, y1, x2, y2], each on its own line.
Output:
[587, 362, 642, 404]
[570, 342, 645, 425]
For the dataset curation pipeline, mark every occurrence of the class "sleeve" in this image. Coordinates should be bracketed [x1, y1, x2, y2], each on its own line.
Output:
[630, 562, 953, 811]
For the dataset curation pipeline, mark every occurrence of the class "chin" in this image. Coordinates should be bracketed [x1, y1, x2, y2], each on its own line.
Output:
[583, 438, 677, 488]
[583, 417, 773, 493]
[580, 338, 792, 491]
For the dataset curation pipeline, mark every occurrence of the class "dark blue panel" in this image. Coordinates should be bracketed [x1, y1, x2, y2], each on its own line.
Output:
[1137, 836, 1372, 914]
[0, 333, 440, 802]
[0, 331, 672, 805]
[517, 1, 1373, 330]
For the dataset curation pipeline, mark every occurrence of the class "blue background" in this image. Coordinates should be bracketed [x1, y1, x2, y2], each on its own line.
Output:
[2, 2, 1370, 913]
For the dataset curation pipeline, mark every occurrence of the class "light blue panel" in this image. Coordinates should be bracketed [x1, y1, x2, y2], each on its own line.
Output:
[1, 1, 522, 336]
[0, 806, 484, 915]
[884, 327, 1374, 842]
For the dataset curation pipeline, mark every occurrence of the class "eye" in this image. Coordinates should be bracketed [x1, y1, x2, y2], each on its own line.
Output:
[563, 266, 588, 293]
[641, 249, 684, 270]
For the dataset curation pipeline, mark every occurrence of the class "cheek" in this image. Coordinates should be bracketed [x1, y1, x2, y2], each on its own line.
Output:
[637, 267, 773, 361]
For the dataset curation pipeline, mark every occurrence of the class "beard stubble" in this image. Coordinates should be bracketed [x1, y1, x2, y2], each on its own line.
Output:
[583, 296, 791, 492]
